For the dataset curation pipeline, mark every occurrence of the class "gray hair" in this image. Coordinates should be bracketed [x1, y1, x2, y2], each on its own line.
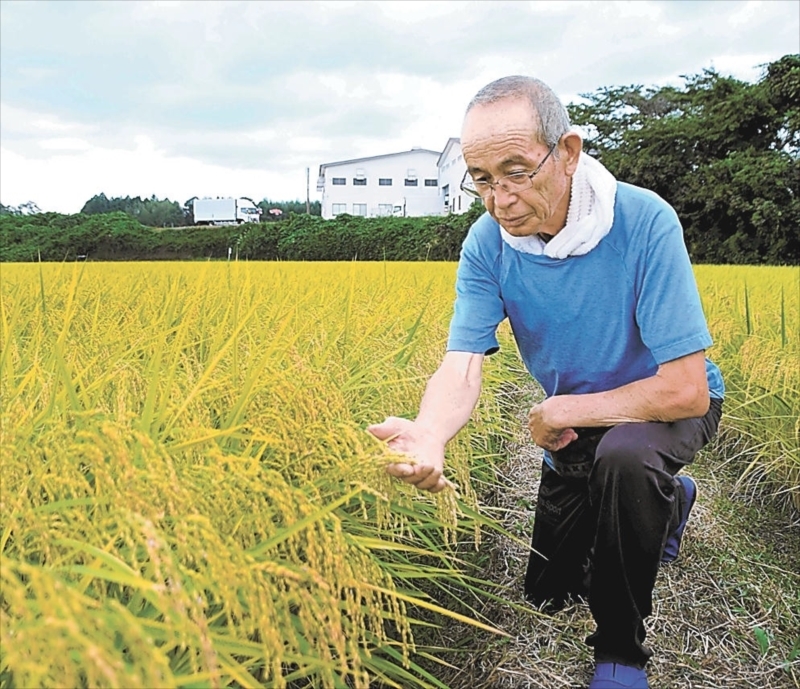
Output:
[466, 76, 571, 148]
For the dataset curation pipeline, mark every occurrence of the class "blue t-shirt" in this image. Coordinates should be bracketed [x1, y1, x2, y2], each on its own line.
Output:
[447, 182, 725, 405]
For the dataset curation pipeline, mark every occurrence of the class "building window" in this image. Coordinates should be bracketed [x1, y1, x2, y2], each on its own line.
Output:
[353, 177, 367, 185]
[332, 177, 346, 185]
[442, 184, 450, 207]
[404, 178, 418, 186]
[353, 203, 367, 217]
[378, 204, 393, 216]
[332, 203, 347, 216]
[458, 196, 461, 211]
[379, 178, 392, 186]
[424, 179, 437, 187]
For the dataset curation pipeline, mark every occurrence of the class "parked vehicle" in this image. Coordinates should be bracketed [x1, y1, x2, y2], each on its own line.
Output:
[192, 197, 262, 225]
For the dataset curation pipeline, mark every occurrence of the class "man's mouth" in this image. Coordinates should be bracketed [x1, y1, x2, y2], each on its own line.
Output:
[499, 214, 532, 228]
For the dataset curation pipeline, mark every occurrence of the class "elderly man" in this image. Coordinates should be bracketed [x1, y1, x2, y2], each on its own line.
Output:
[368, 76, 724, 689]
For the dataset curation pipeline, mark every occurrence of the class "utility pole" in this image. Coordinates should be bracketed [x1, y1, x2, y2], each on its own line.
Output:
[306, 167, 310, 214]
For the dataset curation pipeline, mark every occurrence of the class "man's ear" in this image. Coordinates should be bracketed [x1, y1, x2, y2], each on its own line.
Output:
[560, 131, 583, 176]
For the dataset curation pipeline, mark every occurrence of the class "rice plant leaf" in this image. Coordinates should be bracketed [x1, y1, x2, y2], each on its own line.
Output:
[744, 282, 752, 336]
[52, 340, 84, 412]
[361, 582, 510, 637]
[363, 645, 450, 689]
[160, 300, 260, 438]
[31, 497, 106, 514]
[167, 426, 245, 451]
[55, 564, 160, 593]
[246, 486, 363, 557]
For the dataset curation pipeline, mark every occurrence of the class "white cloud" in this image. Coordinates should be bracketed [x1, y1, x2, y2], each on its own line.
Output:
[1, 103, 90, 137]
[38, 137, 92, 151]
[376, 0, 469, 23]
[728, 0, 766, 26]
[243, 128, 279, 144]
[705, 53, 777, 82]
[288, 136, 331, 153]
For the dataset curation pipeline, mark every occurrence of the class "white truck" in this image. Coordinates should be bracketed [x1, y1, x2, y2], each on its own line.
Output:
[192, 197, 262, 225]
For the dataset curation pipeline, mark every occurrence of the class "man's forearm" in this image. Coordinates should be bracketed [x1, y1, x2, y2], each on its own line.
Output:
[550, 378, 708, 428]
[414, 353, 484, 445]
[547, 352, 710, 429]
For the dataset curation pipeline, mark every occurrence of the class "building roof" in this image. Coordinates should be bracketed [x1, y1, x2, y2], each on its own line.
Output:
[318, 147, 442, 177]
[436, 138, 461, 167]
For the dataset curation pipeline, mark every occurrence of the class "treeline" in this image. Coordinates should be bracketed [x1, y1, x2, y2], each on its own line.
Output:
[75, 194, 323, 227]
[80, 194, 186, 227]
[569, 54, 799, 265]
[0, 204, 484, 263]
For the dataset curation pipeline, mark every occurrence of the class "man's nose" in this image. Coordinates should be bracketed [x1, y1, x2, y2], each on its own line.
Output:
[490, 184, 518, 207]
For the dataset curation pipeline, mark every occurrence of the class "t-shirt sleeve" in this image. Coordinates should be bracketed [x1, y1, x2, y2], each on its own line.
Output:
[446, 223, 506, 355]
[635, 202, 713, 364]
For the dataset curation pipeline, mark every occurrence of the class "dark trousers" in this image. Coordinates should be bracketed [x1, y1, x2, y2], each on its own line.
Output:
[524, 398, 723, 669]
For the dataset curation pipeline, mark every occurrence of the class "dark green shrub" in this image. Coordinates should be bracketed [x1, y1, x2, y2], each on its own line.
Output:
[1, 203, 486, 263]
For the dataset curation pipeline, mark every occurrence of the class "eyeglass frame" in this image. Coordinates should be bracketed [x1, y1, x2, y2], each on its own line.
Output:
[459, 143, 557, 199]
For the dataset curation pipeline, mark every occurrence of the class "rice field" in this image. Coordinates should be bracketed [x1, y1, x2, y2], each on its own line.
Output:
[0, 260, 797, 688]
[695, 265, 799, 508]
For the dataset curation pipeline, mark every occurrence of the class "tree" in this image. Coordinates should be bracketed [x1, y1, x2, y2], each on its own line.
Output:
[1, 201, 41, 216]
[81, 193, 113, 215]
[17, 201, 42, 215]
[567, 54, 799, 264]
[81, 194, 185, 227]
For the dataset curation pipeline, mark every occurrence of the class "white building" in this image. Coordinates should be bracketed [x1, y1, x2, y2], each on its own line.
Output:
[437, 138, 474, 215]
[317, 148, 444, 220]
[316, 142, 476, 220]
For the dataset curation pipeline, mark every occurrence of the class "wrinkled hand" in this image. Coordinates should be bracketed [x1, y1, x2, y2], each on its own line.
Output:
[528, 399, 578, 451]
[367, 416, 452, 493]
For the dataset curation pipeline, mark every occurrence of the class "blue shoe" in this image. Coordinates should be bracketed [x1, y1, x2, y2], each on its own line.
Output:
[589, 662, 650, 688]
[661, 474, 697, 564]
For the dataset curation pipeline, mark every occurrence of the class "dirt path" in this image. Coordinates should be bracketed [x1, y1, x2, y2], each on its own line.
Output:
[432, 389, 800, 689]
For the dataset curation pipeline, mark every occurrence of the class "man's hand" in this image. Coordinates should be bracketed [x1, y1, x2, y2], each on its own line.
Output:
[528, 398, 578, 451]
[367, 416, 452, 493]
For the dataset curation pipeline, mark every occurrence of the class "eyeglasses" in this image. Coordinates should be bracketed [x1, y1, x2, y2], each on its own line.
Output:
[460, 144, 556, 199]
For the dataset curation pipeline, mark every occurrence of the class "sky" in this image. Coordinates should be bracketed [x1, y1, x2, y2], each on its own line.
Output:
[1, 0, 798, 214]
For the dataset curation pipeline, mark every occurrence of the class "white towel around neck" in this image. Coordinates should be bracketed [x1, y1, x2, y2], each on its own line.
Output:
[499, 152, 617, 259]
